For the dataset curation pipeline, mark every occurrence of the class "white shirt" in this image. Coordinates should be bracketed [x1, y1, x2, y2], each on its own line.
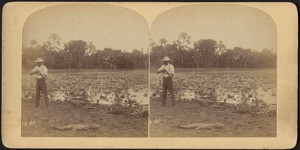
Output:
[158, 63, 174, 78]
[30, 65, 48, 79]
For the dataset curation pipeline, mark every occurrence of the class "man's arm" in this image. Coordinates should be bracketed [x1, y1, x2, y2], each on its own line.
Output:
[39, 66, 48, 78]
[170, 65, 174, 75]
[30, 66, 37, 75]
[157, 65, 165, 74]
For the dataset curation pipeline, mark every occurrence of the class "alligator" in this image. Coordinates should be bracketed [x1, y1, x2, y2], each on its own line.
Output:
[175, 123, 224, 130]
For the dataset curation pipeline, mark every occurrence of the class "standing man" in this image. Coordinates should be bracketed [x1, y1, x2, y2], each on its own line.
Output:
[157, 56, 176, 108]
[30, 58, 49, 109]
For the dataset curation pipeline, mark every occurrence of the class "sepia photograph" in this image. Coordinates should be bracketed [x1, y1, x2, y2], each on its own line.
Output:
[2, 2, 297, 149]
[149, 4, 277, 137]
[21, 4, 149, 137]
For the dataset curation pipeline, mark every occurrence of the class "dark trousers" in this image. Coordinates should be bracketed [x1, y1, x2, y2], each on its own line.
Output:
[36, 78, 49, 108]
[162, 77, 175, 107]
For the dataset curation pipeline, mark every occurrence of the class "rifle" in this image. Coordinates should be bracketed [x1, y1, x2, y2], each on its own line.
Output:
[36, 68, 46, 79]
[163, 65, 174, 78]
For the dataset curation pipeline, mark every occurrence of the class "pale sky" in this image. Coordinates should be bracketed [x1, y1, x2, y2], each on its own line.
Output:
[23, 4, 277, 52]
[150, 4, 277, 52]
[23, 4, 150, 52]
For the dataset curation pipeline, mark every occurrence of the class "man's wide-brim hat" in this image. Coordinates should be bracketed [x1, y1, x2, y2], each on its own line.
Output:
[35, 58, 44, 63]
[161, 56, 171, 61]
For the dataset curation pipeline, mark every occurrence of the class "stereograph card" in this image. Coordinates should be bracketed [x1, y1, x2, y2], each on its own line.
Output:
[2, 2, 298, 149]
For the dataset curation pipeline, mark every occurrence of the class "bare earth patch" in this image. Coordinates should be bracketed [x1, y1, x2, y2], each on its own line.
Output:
[150, 98, 276, 137]
[21, 100, 147, 137]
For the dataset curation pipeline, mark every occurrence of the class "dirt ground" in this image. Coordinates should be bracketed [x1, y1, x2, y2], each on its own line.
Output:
[21, 100, 148, 137]
[150, 98, 276, 137]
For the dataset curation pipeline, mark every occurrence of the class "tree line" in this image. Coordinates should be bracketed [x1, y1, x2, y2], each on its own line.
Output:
[151, 33, 276, 68]
[23, 33, 276, 70]
[22, 34, 148, 69]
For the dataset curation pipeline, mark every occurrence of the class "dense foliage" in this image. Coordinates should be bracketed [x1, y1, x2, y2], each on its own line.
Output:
[23, 33, 276, 69]
[22, 34, 148, 69]
[151, 33, 276, 68]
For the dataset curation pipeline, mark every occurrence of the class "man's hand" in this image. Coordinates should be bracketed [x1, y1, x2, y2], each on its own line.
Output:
[36, 69, 41, 74]
[30, 67, 41, 75]
[157, 67, 165, 74]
